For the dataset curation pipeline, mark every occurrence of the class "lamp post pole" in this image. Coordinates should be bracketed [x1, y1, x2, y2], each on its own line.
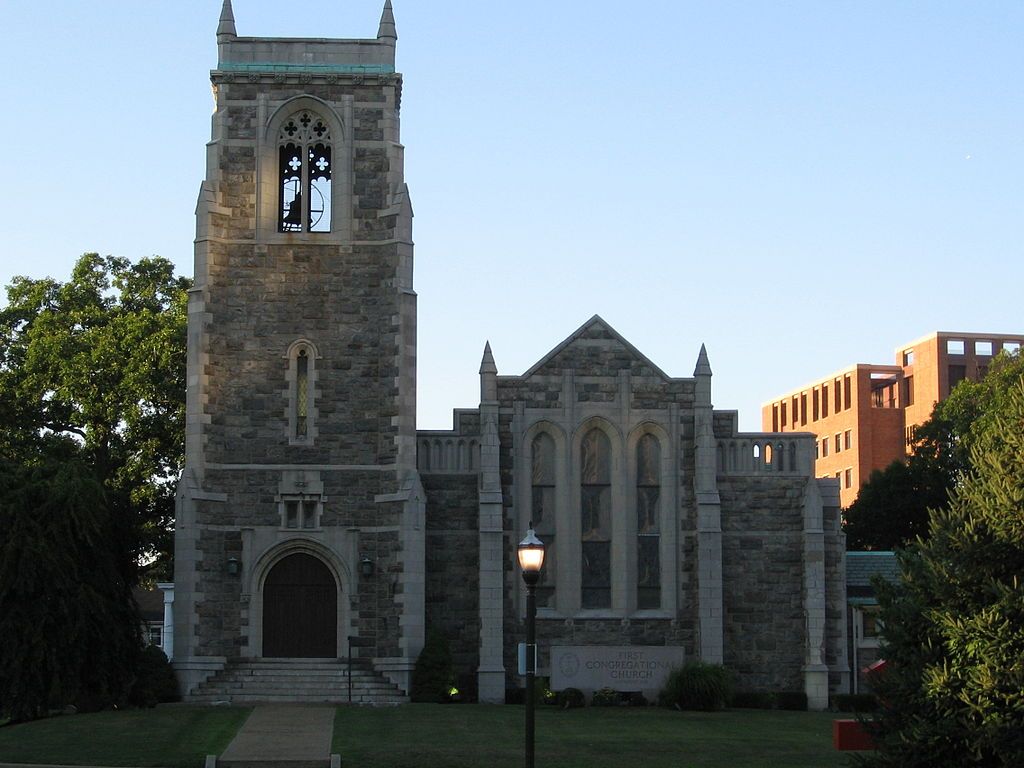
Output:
[517, 524, 545, 768]
[525, 576, 536, 768]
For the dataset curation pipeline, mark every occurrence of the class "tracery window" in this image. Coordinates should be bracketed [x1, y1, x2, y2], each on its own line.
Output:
[278, 111, 332, 233]
[580, 428, 612, 609]
[531, 433, 557, 608]
[636, 434, 661, 609]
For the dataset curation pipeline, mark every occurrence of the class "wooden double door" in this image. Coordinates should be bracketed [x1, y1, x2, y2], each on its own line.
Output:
[262, 553, 338, 658]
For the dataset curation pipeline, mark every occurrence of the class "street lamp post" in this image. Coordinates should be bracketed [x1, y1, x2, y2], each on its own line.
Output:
[518, 524, 546, 768]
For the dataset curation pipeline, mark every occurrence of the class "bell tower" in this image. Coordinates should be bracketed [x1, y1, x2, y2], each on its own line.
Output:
[174, 0, 424, 697]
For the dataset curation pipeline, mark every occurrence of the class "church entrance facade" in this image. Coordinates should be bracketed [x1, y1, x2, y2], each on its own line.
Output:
[262, 553, 337, 659]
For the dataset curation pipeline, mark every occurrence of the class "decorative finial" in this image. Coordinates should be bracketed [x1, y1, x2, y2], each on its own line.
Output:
[217, 0, 237, 41]
[378, 0, 397, 41]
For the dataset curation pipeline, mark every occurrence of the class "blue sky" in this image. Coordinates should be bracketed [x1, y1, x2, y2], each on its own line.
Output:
[1, 1, 1021, 429]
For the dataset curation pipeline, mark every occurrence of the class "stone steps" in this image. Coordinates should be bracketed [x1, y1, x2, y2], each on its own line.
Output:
[192, 659, 408, 705]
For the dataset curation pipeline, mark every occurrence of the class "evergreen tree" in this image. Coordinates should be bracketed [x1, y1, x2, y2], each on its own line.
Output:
[864, 374, 1024, 766]
[0, 457, 141, 722]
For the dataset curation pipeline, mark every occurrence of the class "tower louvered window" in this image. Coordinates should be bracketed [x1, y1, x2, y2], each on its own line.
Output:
[278, 111, 332, 233]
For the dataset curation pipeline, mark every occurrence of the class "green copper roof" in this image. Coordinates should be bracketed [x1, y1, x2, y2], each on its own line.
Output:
[218, 62, 395, 74]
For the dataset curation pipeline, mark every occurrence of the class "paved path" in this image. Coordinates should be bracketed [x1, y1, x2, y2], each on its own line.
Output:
[218, 705, 335, 768]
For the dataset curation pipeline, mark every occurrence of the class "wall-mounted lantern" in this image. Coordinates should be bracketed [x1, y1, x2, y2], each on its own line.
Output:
[226, 556, 241, 576]
[360, 556, 375, 578]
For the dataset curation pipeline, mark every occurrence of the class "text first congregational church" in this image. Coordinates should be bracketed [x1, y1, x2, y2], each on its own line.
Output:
[173, 1, 850, 708]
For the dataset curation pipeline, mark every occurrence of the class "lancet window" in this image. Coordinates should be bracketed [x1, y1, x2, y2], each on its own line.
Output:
[530, 433, 557, 608]
[278, 111, 332, 233]
[286, 340, 318, 444]
[636, 434, 661, 609]
[580, 428, 612, 609]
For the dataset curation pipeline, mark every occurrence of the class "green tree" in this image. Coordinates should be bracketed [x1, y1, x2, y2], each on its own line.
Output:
[0, 457, 141, 722]
[863, 372, 1024, 766]
[0, 253, 190, 577]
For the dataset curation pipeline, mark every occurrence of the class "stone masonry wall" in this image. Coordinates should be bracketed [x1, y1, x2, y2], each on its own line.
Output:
[423, 474, 481, 698]
[719, 477, 807, 692]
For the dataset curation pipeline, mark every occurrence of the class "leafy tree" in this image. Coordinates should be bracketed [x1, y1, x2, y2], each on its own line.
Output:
[0, 253, 189, 578]
[863, 372, 1024, 766]
[0, 457, 141, 722]
[844, 350, 1024, 550]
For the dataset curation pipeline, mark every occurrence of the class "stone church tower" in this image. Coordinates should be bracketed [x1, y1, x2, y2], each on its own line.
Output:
[173, 1, 424, 697]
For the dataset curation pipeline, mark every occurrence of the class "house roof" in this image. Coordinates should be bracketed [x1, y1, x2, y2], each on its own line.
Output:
[846, 551, 900, 602]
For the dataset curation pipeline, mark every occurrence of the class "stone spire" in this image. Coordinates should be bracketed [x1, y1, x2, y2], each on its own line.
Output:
[693, 343, 712, 377]
[377, 0, 398, 41]
[217, 0, 237, 41]
[480, 341, 497, 402]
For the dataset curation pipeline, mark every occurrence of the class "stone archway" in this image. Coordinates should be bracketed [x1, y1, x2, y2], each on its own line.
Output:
[262, 552, 337, 658]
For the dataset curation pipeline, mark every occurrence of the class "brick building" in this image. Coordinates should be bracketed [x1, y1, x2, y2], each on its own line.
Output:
[173, 1, 850, 710]
[762, 332, 1023, 507]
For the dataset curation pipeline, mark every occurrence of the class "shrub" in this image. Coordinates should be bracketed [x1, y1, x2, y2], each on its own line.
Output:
[730, 691, 776, 709]
[658, 661, 733, 712]
[774, 691, 808, 711]
[590, 687, 619, 707]
[626, 691, 649, 707]
[128, 645, 179, 708]
[833, 693, 879, 713]
[410, 631, 455, 703]
[557, 687, 585, 709]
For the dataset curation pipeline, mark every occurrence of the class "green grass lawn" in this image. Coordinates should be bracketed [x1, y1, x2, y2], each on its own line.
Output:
[0, 705, 251, 768]
[0, 704, 853, 768]
[333, 705, 855, 768]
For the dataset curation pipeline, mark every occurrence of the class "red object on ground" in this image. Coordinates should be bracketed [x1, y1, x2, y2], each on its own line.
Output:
[863, 658, 888, 678]
[833, 719, 877, 751]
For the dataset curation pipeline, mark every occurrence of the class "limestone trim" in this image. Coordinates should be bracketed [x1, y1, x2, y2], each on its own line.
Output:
[245, 535, 354, 659]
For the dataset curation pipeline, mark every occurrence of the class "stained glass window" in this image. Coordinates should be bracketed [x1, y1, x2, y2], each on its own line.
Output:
[636, 434, 660, 609]
[531, 433, 556, 608]
[581, 429, 611, 609]
[296, 349, 309, 437]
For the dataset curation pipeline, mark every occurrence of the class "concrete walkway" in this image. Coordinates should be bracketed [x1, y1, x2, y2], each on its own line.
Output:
[218, 705, 336, 768]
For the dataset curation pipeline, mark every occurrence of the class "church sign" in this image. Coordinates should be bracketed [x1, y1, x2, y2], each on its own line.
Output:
[551, 646, 685, 695]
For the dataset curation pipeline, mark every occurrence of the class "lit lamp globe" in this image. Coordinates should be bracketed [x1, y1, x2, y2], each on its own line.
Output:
[517, 525, 546, 586]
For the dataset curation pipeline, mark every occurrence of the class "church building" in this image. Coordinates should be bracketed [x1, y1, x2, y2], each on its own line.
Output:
[173, 1, 849, 709]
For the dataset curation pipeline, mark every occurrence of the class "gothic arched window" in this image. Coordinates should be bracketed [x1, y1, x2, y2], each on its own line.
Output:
[278, 111, 332, 233]
[580, 428, 612, 609]
[531, 432, 557, 608]
[286, 340, 319, 444]
[636, 434, 661, 609]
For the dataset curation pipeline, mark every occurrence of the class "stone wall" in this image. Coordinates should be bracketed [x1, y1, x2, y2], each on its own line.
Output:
[423, 474, 481, 697]
[719, 477, 807, 692]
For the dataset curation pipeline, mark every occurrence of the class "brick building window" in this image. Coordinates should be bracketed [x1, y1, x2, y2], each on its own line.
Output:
[812, 389, 820, 421]
[581, 428, 612, 609]
[834, 378, 842, 412]
[976, 340, 993, 356]
[947, 339, 965, 355]
[822, 384, 829, 418]
[843, 375, 852, 410]
[949, 365, 967, 391]
[835, 434, 841, 453]
[636, 434, 661, 610]
[821, 438, 829, 458]
[278, 111, 333, 233]
[844, 430, 852, 450]
[531, 432, 557, 608]
[844, 469, 853, 489]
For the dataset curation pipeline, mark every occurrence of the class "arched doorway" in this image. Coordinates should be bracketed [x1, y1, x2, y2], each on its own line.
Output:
[262, 552, 337, 658]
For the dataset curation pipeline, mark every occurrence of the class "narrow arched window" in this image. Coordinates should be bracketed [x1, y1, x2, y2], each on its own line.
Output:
[296, 349, 309, 437]
[278, 111, 332, 233]
[531, 433, 557, 608]
[581, 428, 611, 609]
[286, 341, 318, 444]
[636, 434, 661, 609]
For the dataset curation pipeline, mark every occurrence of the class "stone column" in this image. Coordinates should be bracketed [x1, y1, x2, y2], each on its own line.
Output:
[477, 344, 506, 703]
[693, 346, 723, 664]
[802, 477, 829, 710]
[158, 583, 175, 661]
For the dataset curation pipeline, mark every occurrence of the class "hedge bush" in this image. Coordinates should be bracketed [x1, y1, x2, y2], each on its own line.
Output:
[410, 631, 455, 703]
[557, 687, 585, 708]
[658, 661, 733, 712]
[833, 693, 879, 713]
